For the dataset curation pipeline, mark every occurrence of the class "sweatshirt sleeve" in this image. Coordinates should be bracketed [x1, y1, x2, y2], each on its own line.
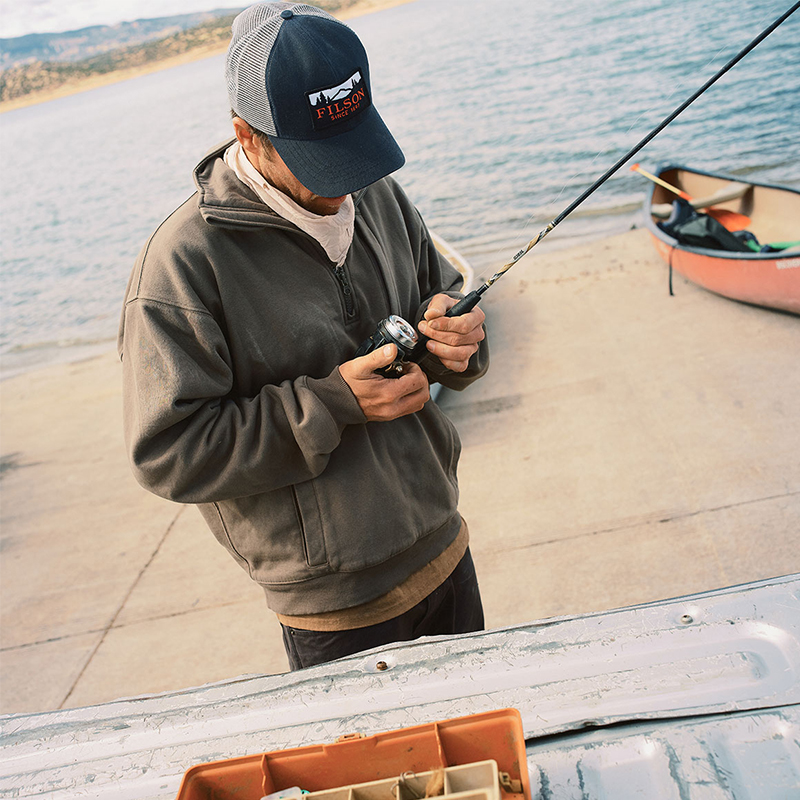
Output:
[120, 296, 365, 504]
[412, 215, 490, 391]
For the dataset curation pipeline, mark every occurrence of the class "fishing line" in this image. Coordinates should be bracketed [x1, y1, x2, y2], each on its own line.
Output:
[512, 13, 741, 249]
[444, 0, 800, 317]
[623, 21, 737, 138]
[357, 1, 799, 377]
[512, 10, 734, 243]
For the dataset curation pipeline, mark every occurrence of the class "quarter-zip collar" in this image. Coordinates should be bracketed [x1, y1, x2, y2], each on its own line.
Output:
[223, 141, 355, 267]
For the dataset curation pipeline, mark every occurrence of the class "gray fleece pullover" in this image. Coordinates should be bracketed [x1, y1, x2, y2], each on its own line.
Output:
[118, 140, 489, 615]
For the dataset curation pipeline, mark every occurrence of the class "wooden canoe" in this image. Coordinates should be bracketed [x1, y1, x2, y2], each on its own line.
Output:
[643, 164, 800, 314]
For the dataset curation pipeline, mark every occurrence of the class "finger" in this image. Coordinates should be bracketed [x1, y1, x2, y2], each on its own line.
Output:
[420, 322, 485, 349]
[361, 368, 430, 421]
[423, 293, 457, 321]
[394, 375, 430, 410]
[434, 356, 472, 373]
[422, 306, 485, 335]
[395, 363, 429, 394]
[425, 340, 479, 369]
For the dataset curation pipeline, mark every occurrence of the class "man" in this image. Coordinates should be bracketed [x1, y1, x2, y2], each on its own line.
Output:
[118, 1, 489, 670]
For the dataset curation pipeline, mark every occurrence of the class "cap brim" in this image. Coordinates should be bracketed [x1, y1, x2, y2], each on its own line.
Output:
[270, 105, 405, 197]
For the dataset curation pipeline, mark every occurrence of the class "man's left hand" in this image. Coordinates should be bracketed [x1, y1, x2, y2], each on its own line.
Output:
[417, 293, 486, 373]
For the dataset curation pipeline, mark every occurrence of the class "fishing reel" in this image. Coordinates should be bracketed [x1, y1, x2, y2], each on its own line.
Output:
[355, 292, 484, 378]
[354, 314, 423, 378]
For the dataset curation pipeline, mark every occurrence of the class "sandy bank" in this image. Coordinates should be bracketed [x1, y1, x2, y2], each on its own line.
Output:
[0, 0, 417, 114]
[2, 227, 799, 715]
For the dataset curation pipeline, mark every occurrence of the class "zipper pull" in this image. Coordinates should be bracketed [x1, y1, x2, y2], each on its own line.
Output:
[332, 265, 355, 317]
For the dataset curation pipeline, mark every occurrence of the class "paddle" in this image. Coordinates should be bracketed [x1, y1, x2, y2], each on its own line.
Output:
[631, 164, 751, 231]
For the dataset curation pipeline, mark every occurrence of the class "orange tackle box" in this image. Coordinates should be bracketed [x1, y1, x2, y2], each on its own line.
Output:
[175, 708, 530, 800]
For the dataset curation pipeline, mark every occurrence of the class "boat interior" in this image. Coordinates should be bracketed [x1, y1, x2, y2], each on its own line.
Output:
[649, 167, 800, 247]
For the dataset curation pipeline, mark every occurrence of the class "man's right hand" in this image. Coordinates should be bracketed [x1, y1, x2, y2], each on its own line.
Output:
[339, 345, 430, 422]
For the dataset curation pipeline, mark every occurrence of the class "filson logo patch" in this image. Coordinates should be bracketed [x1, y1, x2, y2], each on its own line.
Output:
[307, 70, 370, 130]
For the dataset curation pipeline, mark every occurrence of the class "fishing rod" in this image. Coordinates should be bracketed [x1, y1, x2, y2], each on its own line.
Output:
[356, 1, 799, 376]
[445, 0, 800, 317]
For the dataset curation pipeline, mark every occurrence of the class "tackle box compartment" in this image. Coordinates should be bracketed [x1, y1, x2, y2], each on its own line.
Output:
[175, 708, 530, 800]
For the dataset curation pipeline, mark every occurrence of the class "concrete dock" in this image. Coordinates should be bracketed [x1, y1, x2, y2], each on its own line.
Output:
[1, 228, 799, 715]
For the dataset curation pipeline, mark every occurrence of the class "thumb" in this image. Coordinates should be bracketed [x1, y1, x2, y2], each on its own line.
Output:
[357, 343, 397, 375]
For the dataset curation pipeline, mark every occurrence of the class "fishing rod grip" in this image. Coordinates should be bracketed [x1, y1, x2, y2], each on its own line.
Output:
[410, 288, 485, 363]
[444, 288, 483, 317]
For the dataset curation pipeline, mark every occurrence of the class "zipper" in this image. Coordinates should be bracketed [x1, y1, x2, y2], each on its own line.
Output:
[332, 264, 355, 318]
[277, 223, 357, 320]
[353, 221, 393, 315]
[261, 215, 357, 320]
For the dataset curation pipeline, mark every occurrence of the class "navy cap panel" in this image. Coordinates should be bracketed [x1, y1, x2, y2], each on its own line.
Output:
[266, 15, 371, 141]
[271, 105, 405, 196]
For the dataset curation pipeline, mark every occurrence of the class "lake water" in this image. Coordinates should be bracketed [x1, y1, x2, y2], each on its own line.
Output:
[1, 0, 798, 376]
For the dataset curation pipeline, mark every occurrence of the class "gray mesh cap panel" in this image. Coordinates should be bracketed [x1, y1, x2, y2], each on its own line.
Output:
[225, 2, 347, 135]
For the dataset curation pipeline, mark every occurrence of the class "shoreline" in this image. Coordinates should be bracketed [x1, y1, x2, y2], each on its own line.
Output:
[0, 215, 640, 382]
[0, 214, 640, 382]
[0, 0, 417, 115]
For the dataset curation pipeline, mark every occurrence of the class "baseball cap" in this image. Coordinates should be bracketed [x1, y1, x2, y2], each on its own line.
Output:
[225, 2, 405, 197]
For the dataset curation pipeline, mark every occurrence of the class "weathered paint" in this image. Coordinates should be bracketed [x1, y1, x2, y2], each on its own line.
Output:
[1, 574, 798, 799]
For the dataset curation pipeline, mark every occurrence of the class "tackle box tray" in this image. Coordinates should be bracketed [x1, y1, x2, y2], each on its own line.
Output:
[175, 708, 530, 800]
[291, 758, 502, 800]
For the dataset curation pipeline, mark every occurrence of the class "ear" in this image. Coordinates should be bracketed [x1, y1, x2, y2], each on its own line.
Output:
[232, 117, 260, 160]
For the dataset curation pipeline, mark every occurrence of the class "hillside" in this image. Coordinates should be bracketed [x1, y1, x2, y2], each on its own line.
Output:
[0, 0, 401, 110]
[0, 9, 246, 69]
[0, 15, 239, 105]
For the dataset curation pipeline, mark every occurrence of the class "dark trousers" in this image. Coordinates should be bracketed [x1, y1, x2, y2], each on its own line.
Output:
[280, 548, 484, 671]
